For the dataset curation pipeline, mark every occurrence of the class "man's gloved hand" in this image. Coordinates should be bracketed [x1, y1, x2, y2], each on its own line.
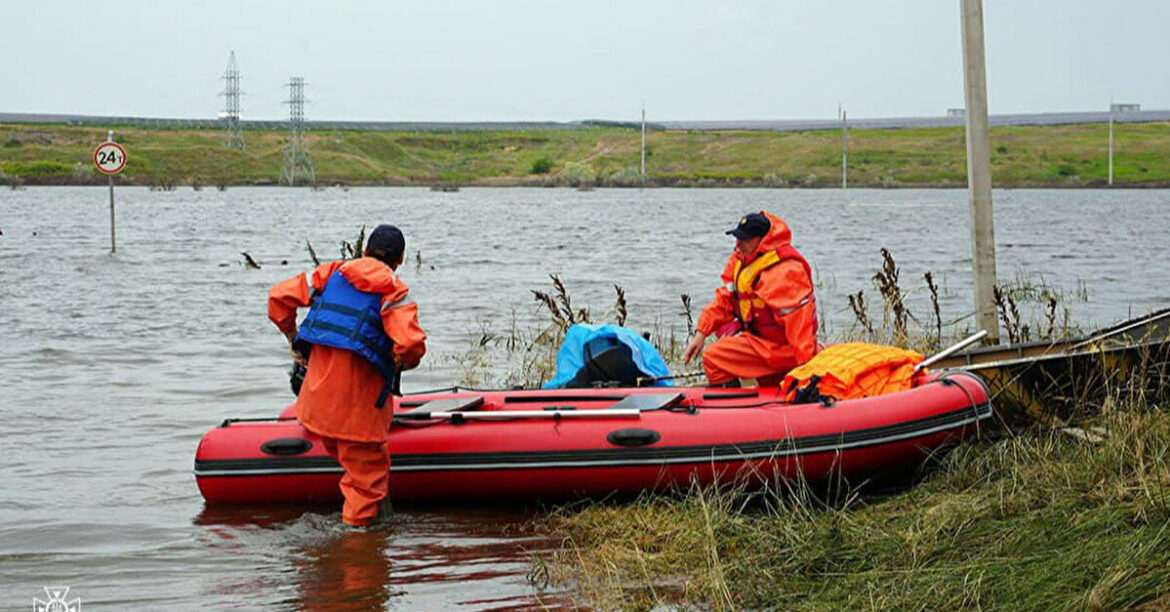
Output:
[682, 332, 708, 364]
[289, 343, 306, 367]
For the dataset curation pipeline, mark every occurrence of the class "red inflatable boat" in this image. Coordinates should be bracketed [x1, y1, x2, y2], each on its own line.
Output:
[194, 370, 991, 505]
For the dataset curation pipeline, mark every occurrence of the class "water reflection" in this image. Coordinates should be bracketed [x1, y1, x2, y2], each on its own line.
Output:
[193, 505, 570, 610]
[296, 528, 395, 611]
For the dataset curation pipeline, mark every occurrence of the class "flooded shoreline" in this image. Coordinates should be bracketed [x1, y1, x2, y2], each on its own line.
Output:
[1, 187, 1168, 608]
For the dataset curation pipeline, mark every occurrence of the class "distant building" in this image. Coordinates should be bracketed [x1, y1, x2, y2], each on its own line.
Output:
[946, 108, 965, 117]
[1111, 103, 1140, 113]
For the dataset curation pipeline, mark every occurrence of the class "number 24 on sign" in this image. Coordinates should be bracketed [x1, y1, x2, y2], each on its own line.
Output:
[93, 142, 127, 175]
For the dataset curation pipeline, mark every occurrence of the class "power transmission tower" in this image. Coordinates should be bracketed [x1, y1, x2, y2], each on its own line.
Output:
[220, 51, 244, 149]
[281, 77, 315, 186]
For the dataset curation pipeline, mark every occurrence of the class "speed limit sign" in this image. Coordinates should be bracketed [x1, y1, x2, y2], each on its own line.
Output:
[93, 142, 127, 175]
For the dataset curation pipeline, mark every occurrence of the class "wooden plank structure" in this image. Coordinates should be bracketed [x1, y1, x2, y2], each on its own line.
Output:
[935, 308, 1170, 425]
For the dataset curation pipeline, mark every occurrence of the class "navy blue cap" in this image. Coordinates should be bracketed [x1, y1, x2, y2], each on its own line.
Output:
[726, 212, 770, 240]
[366, 224, 405, 260]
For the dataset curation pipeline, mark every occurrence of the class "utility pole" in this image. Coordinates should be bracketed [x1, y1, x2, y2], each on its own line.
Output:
[841, 109, 848, 189]
[220, 51, 244, 149]
[1108, 101, 1114, 186]
[281, 77, 315, 186]
[960, 0, 999, 343]
[640, 103, 647, 180]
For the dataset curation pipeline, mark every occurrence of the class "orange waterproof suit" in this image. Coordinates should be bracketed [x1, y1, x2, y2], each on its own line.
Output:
[696, 211, 818, 385]
[269, 258, 426, 525]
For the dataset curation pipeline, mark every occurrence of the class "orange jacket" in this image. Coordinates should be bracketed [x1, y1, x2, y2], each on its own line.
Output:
[696, 211, 819, 364]
[269, 258, 427, 442]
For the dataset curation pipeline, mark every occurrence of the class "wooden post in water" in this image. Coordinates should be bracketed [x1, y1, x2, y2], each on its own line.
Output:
[960, 0, 999, 343]
[841, 109, 848, 190]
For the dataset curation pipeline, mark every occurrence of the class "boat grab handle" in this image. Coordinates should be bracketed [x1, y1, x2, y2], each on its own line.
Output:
[607, 428, 661, 447]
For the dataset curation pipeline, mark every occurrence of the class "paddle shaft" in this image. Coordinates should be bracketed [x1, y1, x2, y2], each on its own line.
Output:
[915, 330, 989, 373]
[395, 409, 643, 422]
[635, 371, 705, 385]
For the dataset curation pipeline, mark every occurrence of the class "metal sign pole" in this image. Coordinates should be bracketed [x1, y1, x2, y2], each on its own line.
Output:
[108, 130, 116, 254]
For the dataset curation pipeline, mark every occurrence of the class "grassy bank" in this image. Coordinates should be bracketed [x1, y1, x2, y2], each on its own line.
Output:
[3, 121, 1170, 187]
[543, 404, 1170, 610]
[478, 263, 1167, 609]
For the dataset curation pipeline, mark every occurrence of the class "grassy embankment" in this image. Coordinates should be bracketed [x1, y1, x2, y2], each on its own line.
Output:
[454, 261, 1168, 610]
[2, 121, 1170, 187]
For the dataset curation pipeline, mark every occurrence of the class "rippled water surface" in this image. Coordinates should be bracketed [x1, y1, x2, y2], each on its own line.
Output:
[1, 187, 1168, 609]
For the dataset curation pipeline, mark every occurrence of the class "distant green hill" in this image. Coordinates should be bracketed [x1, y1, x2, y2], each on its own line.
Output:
[2, 121, 1168, 187]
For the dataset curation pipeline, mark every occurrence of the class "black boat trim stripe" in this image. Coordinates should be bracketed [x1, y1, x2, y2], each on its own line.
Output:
[194, 403, 991, 477]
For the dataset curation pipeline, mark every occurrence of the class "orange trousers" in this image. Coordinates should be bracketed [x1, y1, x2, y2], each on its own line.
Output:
[321, 437, 390, 526]
[702, 334, 800, 385]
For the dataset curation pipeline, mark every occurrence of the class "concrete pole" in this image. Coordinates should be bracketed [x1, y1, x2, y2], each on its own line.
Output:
[1108, 108, 1114, 186]
[960, 0, 999, 343]
[640, 105, 647, 179]
[841, 109, 848, 189]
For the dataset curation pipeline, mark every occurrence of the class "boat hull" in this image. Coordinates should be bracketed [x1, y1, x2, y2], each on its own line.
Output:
[194, 371, 991, 504]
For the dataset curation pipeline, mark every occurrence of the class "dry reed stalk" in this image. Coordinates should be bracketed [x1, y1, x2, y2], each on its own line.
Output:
[680, 294, 695, 337]
[550, 274, 577, 324]
[848, 290, 874, 335]
[305, 239, 320, 266]
[354, 224, 366, 257]
[531, 289, 568, 331]
[994, 285, 1024, 344]
[1045, 296, 1059, 339]
[614, 284, 628, 326]
[872, 248, 908, 342]
[925, 271, 942, 346]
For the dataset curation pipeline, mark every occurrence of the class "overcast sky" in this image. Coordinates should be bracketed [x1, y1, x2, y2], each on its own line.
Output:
[5, 1, 1168, 121]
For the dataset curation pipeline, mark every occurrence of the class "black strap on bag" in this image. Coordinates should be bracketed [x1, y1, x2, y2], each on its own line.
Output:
[790, 374, 836, 407]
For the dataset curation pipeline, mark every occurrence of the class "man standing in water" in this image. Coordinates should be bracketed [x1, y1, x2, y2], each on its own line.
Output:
[268, 224, 426, 527]
[682, 211, 818, 386]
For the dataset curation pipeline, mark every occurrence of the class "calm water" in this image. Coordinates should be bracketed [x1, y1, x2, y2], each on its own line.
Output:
[1, 187, 1168, 609]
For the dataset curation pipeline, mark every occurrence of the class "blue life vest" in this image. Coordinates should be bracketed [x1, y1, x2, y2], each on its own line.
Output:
[293, 270, 398, 407]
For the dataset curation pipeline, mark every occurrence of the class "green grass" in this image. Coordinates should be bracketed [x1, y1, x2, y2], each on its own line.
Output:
[544, 405, 1170, 610]
[3, 121, 1170, 186]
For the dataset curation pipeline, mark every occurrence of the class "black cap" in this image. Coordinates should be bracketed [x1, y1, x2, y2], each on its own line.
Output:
[726, 212, 770, 240]
[366, 224, 405, 261]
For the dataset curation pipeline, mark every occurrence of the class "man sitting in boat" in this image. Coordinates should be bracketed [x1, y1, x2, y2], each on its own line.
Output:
[682, 211, 818, 386]
[268, 224, 427, 528]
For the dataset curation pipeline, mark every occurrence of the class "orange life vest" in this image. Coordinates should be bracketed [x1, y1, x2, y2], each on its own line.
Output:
[781, 343, 924, 402]
[728, 245, 816, 344]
